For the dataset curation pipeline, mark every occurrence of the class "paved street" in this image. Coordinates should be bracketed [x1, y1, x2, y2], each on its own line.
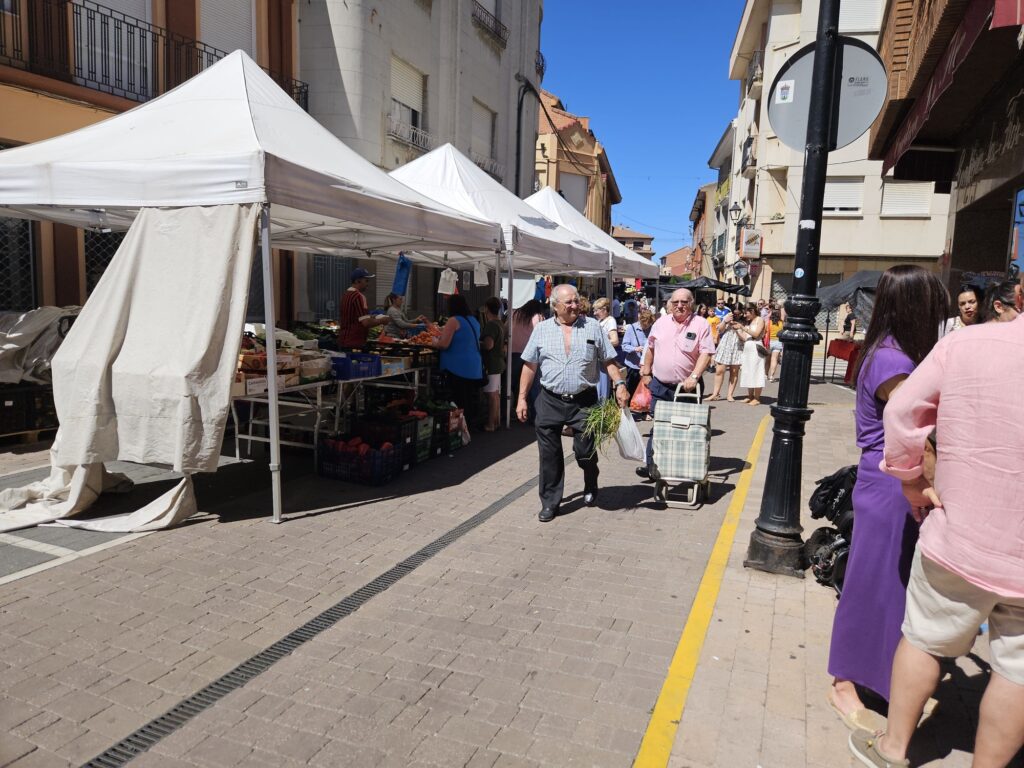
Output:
[0, 378, 1005, 767]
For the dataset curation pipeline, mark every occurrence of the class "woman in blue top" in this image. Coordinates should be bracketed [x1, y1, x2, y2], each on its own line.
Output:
[620, 309, 654, 398]
[432, 294, 483, 429]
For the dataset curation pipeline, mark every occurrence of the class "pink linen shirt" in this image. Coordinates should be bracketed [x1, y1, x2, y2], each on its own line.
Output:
[647, 312, 716, 384]
[882, 314, 1024, 597]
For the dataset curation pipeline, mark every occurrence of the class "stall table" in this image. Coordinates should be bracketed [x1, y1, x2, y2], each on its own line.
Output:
[826, 339, 861, 385]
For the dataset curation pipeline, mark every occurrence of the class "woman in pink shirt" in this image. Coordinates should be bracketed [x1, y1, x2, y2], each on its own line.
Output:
[510, 300, 546, 422]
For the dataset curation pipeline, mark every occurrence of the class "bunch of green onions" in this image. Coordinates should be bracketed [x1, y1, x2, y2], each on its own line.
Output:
[583, 398, 622, 455]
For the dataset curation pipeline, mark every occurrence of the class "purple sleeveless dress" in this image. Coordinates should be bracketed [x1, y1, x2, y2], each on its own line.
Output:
[827, 340, 918, 700]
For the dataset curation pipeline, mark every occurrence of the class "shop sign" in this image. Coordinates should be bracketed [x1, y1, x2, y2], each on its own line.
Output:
[956, 86, 1024, 193]
[740, 227, 762, 259]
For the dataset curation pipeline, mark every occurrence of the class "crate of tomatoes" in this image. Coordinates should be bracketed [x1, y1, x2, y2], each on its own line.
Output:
[317, 436, 402, 485]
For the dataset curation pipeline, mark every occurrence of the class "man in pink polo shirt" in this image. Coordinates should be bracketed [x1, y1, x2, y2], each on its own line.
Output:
[635, 288, 716, 478]
[848, 280, 1024, 767]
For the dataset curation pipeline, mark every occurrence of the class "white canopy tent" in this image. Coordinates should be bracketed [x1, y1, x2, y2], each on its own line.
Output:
[0, 51, 505, 524]
[525, 186, 660, 281]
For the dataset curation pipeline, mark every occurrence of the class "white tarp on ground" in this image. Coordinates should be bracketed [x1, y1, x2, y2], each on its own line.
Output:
[524, 187, 660, 279]
[390, 144, 609, 273]
[0, 204, 257, 532]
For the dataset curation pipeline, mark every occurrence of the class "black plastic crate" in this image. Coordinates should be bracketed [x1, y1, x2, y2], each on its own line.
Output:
[317, 439, 402, 485]
[357, 415, 417, 469]
[0, 386, 31, 435]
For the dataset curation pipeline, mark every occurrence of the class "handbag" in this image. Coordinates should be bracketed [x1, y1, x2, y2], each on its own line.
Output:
[469, 317, 488, 387]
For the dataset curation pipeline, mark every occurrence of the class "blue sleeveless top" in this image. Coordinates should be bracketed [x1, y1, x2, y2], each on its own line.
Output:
[440, 316, 483, 380]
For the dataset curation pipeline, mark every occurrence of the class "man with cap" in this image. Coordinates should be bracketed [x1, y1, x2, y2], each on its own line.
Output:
[338, 267, 388, 348]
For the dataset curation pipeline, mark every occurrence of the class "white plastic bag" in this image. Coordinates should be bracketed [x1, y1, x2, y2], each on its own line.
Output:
[615, 407, 645, 460]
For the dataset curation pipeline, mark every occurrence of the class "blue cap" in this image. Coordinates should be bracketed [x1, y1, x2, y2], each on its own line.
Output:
[351, 267, 375, 282]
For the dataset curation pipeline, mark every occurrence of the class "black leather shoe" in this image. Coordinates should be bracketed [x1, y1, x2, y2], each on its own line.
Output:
[538, 507, 556, 523]
[635, 466, 650, 479]
[583, 488, 598, 506]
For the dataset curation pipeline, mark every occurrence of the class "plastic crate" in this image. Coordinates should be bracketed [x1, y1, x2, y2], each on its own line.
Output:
[357, 416, 417, 469]
[330, 352, 382, 381]
[0, 386, 31, 435]
[413, 440, 433, 465]
[429, 407, 463, 437]
[317, 439, 402, 485]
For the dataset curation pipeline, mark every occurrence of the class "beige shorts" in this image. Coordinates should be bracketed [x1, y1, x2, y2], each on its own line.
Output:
[482, 374, 501, 393]
[903, 549, 1024, 684]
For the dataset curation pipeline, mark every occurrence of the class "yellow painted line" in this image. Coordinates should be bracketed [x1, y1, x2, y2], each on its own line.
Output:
[633, 414, 771, 767]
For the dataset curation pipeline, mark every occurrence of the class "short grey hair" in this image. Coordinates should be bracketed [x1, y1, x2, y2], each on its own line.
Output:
[552, 283, 578, 304]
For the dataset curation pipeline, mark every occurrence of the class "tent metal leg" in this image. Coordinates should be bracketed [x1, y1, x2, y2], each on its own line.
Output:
[260, 205, 284, 524]
[605, 252, 613, 302]
[505, 250, 514, 429]
[821, 310, 830, 379]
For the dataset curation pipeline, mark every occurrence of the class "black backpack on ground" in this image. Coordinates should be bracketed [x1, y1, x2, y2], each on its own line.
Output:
[806, 465, 858, 595]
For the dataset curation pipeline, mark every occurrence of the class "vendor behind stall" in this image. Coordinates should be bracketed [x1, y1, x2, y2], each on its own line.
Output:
[338, 268, 388, 347]
[383, 293, 426, 338]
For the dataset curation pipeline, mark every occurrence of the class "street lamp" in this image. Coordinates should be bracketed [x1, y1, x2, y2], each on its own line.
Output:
[729, 202, 742, 224]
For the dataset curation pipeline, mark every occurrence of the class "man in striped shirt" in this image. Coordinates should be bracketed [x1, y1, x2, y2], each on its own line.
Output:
[518, 284, 630, 522]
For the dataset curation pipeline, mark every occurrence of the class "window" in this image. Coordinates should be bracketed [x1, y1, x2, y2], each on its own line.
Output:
[633, 241, 645, 249]
[822, 178, 864, 214]
[559, 173, 587, 215]
[200, 0, 255, 58]
[881, 180, 933, 216]
[471, 99, 496, 160]
[390, 56, 425, 130]
[839, 0, 882, 32]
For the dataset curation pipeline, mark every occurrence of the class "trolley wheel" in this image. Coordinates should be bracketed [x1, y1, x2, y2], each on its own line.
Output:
[654, 480, 667, 503]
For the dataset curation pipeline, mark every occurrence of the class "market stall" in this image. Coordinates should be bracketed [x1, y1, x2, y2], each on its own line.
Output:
[0, 51, 505, 528]
[391, 144, 616, 425]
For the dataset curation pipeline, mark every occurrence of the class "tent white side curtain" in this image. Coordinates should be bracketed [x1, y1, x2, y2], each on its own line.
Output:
[0, 204, 258, 532]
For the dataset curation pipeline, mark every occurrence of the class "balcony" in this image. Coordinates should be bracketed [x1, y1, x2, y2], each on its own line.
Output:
[535, 50, 545, 79]
[387, 112, 433, 152]
[741, 136, 757, 179]
[471, 1, 509, 49]
[470, 151, 504, 181]
[746, 50, 763, 100]
[0, 0, 309, 110]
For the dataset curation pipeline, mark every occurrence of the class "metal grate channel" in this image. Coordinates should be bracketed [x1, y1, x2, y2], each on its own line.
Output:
[81, 473, 541, 767]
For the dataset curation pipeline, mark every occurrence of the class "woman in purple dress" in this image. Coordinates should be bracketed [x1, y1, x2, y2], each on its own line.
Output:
[827, 265, 949, 730]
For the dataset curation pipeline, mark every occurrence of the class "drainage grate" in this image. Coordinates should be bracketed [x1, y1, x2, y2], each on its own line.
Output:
[81, 473, 541, 767]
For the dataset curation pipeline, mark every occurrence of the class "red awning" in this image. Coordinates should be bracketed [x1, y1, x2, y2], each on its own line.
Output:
[882, 0, 994, 175]
[992, 0, 1023, 27]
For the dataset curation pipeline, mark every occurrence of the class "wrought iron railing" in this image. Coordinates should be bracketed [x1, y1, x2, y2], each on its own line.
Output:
[387, 112, 433, 152]
[535, 50, 545, 79]
[471, 1, 508, 48]
[0, 0, 308, 110]
[470, 151, 504, 181]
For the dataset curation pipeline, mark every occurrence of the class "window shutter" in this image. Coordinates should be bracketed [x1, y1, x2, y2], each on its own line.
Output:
[839, 0, 882, 32]
[200, 0, 254, 57]
[823, 178, 864, 211]
[881, 180, 933, 215]
[471, 100, 495, 159]
[375, 260, 397, 306]
[390, 56, 424, 113]
[101, 0, 149, 21]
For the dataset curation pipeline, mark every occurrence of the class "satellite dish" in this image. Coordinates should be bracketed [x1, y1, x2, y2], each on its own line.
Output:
[767, 36, 887, 152]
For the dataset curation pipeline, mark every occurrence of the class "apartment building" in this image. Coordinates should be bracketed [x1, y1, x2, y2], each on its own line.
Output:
[707, 122, 741, 282]
[299, 0, 545, 314]
[727, 0, 949, 302]
[611, 225, 655, 262]
[534, 89, 621, 234]
[870, 0, 1024, 287]
[687, 182, 718, 279]
[0, 0, 304, 315]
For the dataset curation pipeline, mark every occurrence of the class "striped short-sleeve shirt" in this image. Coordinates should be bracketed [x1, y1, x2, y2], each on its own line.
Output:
[521, 316, 617, 395]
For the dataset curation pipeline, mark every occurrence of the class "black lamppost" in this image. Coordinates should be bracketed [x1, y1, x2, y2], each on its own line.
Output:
[514, 73, 541, 198]
[744, 0, 840, 577]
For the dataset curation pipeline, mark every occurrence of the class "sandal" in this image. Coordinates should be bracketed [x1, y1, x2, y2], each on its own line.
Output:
[848, 729, 908, 767]
[828, 690, 887, 733]
[705, 394, 721, 402]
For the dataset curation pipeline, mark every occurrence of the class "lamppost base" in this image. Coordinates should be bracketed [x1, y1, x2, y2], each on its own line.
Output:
[743, 528, 806, 578]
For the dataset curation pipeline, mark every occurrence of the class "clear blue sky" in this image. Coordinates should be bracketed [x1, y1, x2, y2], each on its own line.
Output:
[539, 1, 746, 262]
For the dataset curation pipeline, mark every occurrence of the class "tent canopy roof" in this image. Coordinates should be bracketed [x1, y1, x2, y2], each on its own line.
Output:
[524, 187, 658, 279]
[0, 51, 501, 257]
[390, 144, 608, 274]
[817, 271, 884, 310]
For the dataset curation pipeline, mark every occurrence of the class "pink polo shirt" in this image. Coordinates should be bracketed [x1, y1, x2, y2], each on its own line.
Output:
[647, 312, 716, 384]
[882, 314, 1024, 597]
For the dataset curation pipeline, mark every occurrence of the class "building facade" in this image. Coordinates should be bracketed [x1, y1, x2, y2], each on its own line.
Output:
[661, 246, 699, 278]
[611, 225, 655, 262]
[533, 89, 622, 233]
[0, 0, 304, 314]
[870, 0, 1024, 288]
[299, 0, 544, 314]
[707, 123, 740, 284]
[727, 0, 950, 305]
[687, 182, 719, 280]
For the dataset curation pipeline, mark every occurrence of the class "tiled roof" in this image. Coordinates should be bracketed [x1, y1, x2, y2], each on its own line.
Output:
[611, 225, 653, 241]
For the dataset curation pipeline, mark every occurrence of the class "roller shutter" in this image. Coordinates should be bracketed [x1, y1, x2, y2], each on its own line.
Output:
[881, 180, 933, 216]
[201, 0, 255, 57]
[822, 178, 863, 212]
[839, 0, 882, 32]
[471, 100, 495, 159]
[391, 56, 424, 113]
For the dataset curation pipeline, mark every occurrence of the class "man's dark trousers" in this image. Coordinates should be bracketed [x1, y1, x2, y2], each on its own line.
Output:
[534, 387, 599, 510]
[645, 375, 704, 470]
